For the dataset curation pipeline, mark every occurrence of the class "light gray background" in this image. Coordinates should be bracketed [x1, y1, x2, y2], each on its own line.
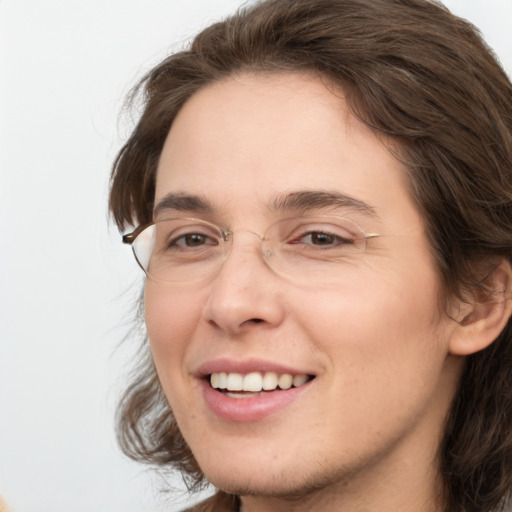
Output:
[1, 1, 511, 511]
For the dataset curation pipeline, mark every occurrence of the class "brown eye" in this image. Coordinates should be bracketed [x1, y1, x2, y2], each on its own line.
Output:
[300, 231, 353, 247]
[172, 233, 217, 248]
[310, 233, 334, 245]
[185, 234, 208, 246]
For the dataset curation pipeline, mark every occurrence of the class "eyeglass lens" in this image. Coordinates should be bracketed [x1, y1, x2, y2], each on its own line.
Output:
[130, 217, 374, 286]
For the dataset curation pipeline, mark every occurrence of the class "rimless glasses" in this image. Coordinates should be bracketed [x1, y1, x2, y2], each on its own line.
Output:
[123, 216, 380, 287]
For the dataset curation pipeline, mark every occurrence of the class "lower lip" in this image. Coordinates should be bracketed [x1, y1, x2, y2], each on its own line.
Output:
[201, 379, 311, 422]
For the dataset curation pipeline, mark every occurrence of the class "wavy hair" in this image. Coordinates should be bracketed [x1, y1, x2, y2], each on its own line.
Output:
[109, 1, 512, 510]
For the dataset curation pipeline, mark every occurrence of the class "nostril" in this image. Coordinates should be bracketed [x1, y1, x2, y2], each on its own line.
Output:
[249, 318, 264, 323]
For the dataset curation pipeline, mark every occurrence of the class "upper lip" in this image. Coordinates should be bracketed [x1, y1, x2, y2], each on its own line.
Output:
[196, 358, 316, 378]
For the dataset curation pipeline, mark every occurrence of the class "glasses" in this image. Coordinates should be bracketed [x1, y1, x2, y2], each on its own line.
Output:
[123, 216, 379, 286]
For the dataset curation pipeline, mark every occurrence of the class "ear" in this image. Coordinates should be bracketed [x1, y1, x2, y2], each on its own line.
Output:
[449, 259, 512, 356]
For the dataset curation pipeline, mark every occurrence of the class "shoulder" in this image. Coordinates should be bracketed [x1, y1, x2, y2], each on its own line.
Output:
[182, 491, 239, 512]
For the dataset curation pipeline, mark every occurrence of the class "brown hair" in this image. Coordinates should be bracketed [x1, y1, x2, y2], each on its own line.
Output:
[109, 1, 512, 510]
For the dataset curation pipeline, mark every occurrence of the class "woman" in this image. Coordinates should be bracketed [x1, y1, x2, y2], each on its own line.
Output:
[109, 0, 512, 510]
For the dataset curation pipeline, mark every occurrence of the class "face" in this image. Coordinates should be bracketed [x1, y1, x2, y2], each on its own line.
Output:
[145, 73, 462, 505]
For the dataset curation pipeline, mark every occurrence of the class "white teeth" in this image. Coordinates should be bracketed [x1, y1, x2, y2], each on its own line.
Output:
[226, 373, 243, 391]
[243, 372, 263, 392]
[217, 372, 228, 389]
[278, 374, 293, 390]
[262, 372, 278, 390]
[210, 371, 310, 392]
[225, 391, 260, 399]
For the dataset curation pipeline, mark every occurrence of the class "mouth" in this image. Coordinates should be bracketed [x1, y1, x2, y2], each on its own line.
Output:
[208, 371, 315, 398]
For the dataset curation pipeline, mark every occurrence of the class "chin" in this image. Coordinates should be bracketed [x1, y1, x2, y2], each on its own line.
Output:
[200, 456, 349, 500]
[207, 474, 312, 499]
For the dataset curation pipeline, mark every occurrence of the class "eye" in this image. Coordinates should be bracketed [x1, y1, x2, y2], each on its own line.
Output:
[154, 220, 222, 253]
[287, 227, 355, 249]
[298, 231, 353, 247]
[169, 231, 218, 249]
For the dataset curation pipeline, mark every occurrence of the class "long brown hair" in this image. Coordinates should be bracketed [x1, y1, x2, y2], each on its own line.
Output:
[109, 1, 512, 510]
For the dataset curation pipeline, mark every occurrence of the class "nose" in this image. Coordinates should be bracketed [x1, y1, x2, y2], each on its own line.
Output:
[202, 232, 286, 336]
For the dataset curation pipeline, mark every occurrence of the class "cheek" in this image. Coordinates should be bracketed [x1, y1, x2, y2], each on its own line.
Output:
[294, 265, 448, 383]
[290, 276, 453, 447]
[144, 285, 203, 379]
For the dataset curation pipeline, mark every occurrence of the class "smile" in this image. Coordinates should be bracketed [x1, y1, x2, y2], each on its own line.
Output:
[210, 371, 312, 396]
[198, 360, 316, 421]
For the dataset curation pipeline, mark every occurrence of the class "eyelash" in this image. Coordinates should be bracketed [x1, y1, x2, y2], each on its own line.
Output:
[169, 232, 218, 248]
[290, 230, 354, 247]
[167, 228, 355, 251]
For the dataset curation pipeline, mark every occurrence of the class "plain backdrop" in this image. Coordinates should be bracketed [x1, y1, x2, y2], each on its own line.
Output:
[1, 1, 511, 511]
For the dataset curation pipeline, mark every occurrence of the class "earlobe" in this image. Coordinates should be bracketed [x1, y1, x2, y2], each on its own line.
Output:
[449, 259, 512, 356]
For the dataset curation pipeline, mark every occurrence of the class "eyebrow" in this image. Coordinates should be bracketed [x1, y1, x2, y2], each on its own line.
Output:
[154, 193, 214, 217]
[270, 190, 378, 217]
[153, 190, 377, 218]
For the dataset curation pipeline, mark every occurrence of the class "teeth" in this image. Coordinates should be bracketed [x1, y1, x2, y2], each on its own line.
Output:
[278, 374, 293, 390]
[293, 374, 308, 387]
[210, 371, 310, 392]
[226, 373, 243, 391]
[243, 372, 263, 392]
[262, 372, 278, 390]
[217, 372, 228, 389]
[225, 391, 260, 399]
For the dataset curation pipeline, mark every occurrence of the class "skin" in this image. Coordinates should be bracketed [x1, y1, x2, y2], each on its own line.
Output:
[145, 72, 468, 512]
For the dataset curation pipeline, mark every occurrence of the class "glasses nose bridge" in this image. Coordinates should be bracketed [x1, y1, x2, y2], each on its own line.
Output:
[222, 227, 272, 263]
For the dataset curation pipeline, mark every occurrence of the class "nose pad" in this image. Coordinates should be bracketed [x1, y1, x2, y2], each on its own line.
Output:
[220, 229, 275, 276]
[234, 229, 277, 271]
[202, 231, 285, 335]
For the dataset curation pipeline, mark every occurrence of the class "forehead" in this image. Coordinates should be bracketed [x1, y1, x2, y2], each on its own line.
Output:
[154, 72, 420, 231]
